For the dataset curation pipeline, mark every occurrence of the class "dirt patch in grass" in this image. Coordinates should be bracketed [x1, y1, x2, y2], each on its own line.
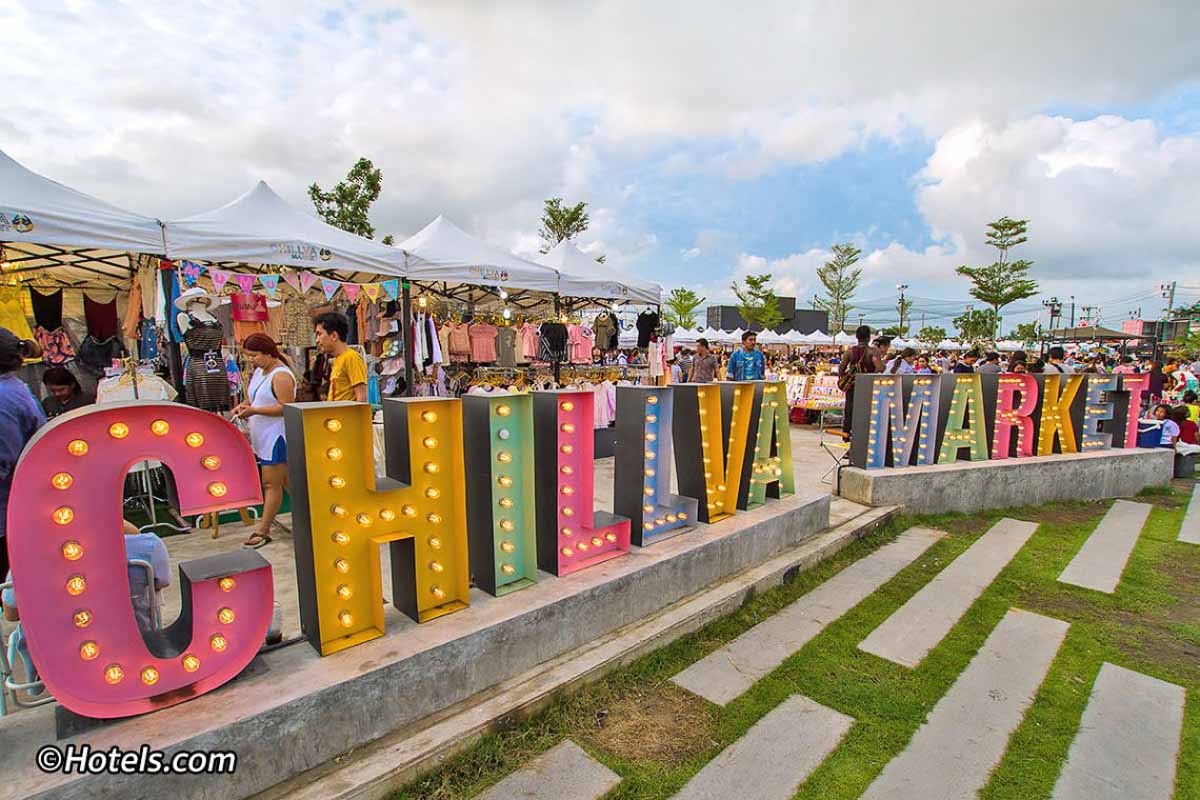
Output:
[1019, 503, 1107, 527]
[577, 684, 716, 766]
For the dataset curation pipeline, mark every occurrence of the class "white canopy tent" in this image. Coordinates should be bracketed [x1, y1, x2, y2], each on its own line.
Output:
[164, 181, 403, 281]
[400, 215, 559, 295]
[804, 330, 834, 344]
[538, 240, 662, 305]
[0, 148, 165, 289]
[834, 331, 856, 346]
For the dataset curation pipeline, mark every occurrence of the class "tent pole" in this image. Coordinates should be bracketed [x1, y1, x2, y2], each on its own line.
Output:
[553, 293, 562, 384]
[402, 280, 414, 397]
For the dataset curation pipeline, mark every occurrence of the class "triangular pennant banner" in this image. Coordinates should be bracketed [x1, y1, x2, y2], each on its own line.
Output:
[320, 278, 340, 301]
[234, 273, 256, 294]
[282, 271, 302, 292]
[299, 271, 318, 294]
[259, 274, 280, 299]
[181, 261, 204, 287]
[381, 278, 400, 301]
[363, 282, 381, 302]
[209, 269, 231, 294]
[343, 283, 361, 303]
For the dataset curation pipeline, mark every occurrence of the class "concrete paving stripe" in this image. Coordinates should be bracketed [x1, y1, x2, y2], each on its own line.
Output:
[476, 740, 620, 800]
[1058, 500, 1151, 593]
[1051, 663, 1185, 800]
[671, 695, 854, 800]
[859, 517, 1039, 668]
[1179, 485, 1200, 544]
[862, 609, 1069, 800]
[671, 527, 945, 706]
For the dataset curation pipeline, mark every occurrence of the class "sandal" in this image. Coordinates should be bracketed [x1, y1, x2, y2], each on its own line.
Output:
[242, 532, 272, 549]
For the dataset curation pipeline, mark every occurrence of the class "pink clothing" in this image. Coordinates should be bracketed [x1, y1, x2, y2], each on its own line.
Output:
[445, 322, 471, 362]
[519, 323, 539, 359]
[469, 323, 498, 363]
[568, 324, 595, 363]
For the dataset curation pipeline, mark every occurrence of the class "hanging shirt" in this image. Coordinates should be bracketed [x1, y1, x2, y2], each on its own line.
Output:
[468, 323, 498, 362]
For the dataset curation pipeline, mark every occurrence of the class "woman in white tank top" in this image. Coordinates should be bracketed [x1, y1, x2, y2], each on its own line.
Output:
[232, 333, 296, 548]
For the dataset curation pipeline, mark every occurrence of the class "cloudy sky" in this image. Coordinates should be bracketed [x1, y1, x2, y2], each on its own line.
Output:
[5, 1, 1200, 331]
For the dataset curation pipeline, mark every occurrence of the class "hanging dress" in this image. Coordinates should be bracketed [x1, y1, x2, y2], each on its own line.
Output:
[183, 315, 231, 412]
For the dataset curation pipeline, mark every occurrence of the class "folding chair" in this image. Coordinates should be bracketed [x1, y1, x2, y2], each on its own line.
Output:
[819, 427, 851, 486]
[0, 582, 54, 716]
[127, 559, 163, 631]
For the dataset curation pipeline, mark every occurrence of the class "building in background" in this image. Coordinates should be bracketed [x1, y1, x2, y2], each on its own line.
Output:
[706, 297, 829, 334]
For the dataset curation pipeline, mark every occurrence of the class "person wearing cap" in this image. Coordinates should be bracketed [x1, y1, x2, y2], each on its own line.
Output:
[0, 328, 45, 579]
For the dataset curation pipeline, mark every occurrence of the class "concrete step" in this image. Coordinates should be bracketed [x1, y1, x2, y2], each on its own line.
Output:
[670, 695, 853, 800]
[671, 526, 944, 706]
[1051, 663, 1185, 800]
[1058, 500, 1151, 593]
[861, 609, 1069, 799]
[477, 740, 620, 800]
[859, 517, 1038, 668]
[252, 505, 901, 800]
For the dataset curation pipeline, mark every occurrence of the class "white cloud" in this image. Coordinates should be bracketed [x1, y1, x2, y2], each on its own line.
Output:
[681, 247, 702, 260]
[3, 1, 1200, 318]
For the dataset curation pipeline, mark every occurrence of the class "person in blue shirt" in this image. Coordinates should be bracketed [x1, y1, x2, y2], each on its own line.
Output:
[0, 328, 46, 581]
[728, 331, 766, 381]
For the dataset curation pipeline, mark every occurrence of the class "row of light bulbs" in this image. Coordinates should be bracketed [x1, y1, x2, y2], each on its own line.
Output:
[53, 420, 241, 684]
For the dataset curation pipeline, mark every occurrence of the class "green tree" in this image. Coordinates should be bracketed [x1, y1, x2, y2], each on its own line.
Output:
[896, 297, 914, 337]
[663, 287, 705, 329]
[880, 325, 903, 337]
[731, 274, 785, 330]
[812, 243, 862, 334]
[308, 157, 395, 244]
[955, 216, 1038, 340]
[1009, 321, 1040, 343]
[917, 325, 947, 347]
[953, 308, 998, 345]
[538, 198, 605, 263]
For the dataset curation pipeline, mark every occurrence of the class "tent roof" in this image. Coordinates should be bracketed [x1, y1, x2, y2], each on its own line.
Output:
[164, 181, 404, 281]
[0, 148, 164, 289]
[539, 240, 661, 305]
[400, 215, 559, 294]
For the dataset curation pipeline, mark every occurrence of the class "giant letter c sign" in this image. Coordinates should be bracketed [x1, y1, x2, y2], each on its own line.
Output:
[7, 402, 273, 719]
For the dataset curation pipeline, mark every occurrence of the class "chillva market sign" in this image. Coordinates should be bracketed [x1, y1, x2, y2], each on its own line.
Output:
[848, 373, 1153, 469]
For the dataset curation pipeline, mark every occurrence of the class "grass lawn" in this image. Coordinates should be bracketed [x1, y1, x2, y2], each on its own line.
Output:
[393, 483, 1200, 800]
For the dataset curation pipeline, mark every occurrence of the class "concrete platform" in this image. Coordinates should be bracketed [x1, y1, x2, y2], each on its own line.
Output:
[0, 489, 830, 800]
[839, 448, 1175, 514]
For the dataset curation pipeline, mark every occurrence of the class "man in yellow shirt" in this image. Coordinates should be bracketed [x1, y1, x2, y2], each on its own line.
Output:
[315, 312, 367, 402]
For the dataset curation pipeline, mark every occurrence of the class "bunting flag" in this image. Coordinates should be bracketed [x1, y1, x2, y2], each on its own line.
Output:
[299, 271, 318, 295]
[234, 273, 256, 294]
[381, 278, 400, 301]
[181, 261, 204, 287]
[320, 277, 340, 301]
[282, 271, 302, 292]
[259, 274, 280, 299]
[362, 282, 381, 302]
[342, 283, 361, 303]
[209, 268, 231, 294]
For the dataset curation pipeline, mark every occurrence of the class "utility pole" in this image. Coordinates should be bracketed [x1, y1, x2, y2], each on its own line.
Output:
[896, 283, 909, 337]
[1160, 281, 1177, 352]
